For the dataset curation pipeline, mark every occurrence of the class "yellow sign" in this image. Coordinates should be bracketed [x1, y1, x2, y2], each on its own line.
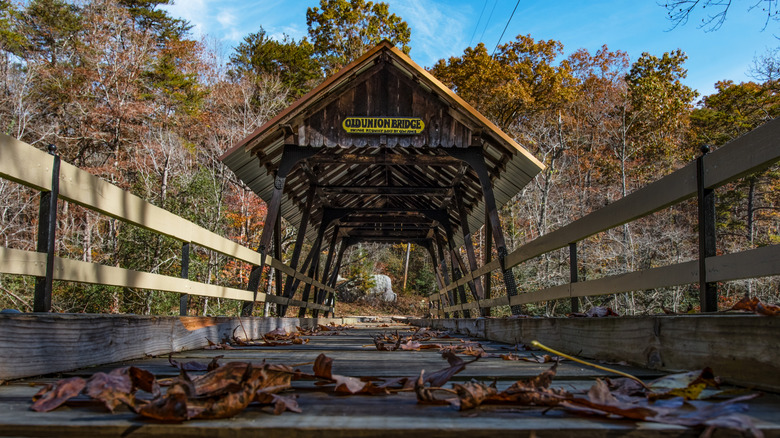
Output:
[342, 117, 425, 135]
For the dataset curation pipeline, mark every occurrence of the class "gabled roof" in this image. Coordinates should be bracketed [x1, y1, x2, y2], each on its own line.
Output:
[220, 40, 545, 247]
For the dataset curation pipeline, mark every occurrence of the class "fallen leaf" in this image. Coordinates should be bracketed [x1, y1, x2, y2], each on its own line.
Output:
[30, 377, 86, 412]
[451, 381, 498, 410]
[414, 371, 449, 405]
[84, 368, 136, 412]
[729, 295, 779, 316]
[168, 354, 222, 372]
[270, 393, 301, 415]
[649, 368, 719, 401]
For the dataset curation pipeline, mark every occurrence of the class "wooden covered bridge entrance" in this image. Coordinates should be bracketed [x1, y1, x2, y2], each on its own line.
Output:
[220, 40, 545, 318]
[1, 42, 780, 436]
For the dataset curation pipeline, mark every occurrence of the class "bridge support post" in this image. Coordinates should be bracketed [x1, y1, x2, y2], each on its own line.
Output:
[434, 232, 453, 318]
[454, 188, 486, 306]
[446, 147, 521, 315]
[280, 186, 316, 314]
[34, 145, 59, 313]
[482, 208, 492, 317]
[299, 220, 328, 318]
[697, 146, 718, 312]
[569, 242, 580, 313]
[179, 242, 190, 316]
[313, 229, 339, 317]
[242, 145, 318, 317]
[444, 230, 470, 318]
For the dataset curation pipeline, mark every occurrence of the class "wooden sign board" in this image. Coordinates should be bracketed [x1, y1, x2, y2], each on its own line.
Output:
[342, 117, 425, 135]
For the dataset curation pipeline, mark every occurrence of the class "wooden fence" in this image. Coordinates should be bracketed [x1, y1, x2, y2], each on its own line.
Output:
[436, 117, 780, 317]
[0, 134, 334, 316]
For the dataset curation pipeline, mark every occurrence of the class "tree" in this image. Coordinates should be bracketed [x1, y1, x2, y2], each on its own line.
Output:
[690, 80, 780, 253]
[306, 0, 410, 75]
[230, 28, 321, 99]
[117, 0, 191, 43]
[662, 0, 779, 30]
[18, 0, 81, 65]
[625, 50, 698, 176]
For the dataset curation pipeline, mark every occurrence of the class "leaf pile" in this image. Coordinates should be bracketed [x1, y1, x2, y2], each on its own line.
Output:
[372, 331, 558, 363]
[30, 351, 474, 421]
[414, 362, 763, 437]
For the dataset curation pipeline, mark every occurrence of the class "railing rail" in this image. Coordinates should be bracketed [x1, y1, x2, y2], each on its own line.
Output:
[0, 134, 334, 315]
[436, 117, 780, 316]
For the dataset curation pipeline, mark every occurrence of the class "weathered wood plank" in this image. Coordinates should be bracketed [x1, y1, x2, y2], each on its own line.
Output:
[3, 320, 779, 437]
[0, 314, 358, 380]
[0, 134, 55, 192]
[412, 315, 780, 392]
[706, 244, 780, 282]
[702, 116, 780, 187]
[0, 247, 259, 302]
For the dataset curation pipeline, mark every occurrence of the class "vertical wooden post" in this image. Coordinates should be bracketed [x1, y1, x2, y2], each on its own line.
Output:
[34, 145, 59, 313]
[446, 147, 521, 315]
[273, 211, 282, 312]
[324, 240, 349, 318]
[179, 242, 190, 316]
[402, 243, 411, 291]
[454, 188, 486, 304]
[697, 146, 718, 312]
[569, 242, 579, 314]
[434, 232, 453, 318]
[483, 209, 492, 317]
[299, 262, 321, 318]
[242, 145, 318, 317]
[282, 186, 316, 300]
[445, 230, 470, 318]
[313, 230, 339, 317]
[299, 220, 328, 318]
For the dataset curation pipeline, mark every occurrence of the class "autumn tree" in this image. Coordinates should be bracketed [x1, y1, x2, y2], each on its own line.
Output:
[625, 50, 698, 178]
[306, 0, 410, 75]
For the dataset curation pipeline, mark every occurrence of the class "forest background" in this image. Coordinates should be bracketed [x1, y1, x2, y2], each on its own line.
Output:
[0, 0, 778, 317]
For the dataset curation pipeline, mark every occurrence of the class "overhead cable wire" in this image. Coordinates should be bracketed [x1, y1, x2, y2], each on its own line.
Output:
[492, 0, 521, 56]
[478, 0, 498, 43]
[468, 0, 489, 47]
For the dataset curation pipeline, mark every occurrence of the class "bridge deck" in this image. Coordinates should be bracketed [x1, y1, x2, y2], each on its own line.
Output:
[1, 319, 778, 437]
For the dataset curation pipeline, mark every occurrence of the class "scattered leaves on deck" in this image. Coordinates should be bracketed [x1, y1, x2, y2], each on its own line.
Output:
[28, 325, 764, 436]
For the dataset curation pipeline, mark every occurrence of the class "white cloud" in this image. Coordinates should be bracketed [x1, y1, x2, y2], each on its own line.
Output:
[162, 0, 210, 37]
[216, 10, 237, 28]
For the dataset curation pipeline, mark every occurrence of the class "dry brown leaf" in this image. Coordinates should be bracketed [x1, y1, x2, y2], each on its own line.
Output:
[413, 371, 450, 405]
[729, 295, 780, 316]
[84, 368, 136, 412]
[451, 381, 498, 410]
[30, 377, 86, 412]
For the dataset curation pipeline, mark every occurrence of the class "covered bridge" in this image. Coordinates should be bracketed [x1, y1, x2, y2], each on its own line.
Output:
[220, 40, 545, 316]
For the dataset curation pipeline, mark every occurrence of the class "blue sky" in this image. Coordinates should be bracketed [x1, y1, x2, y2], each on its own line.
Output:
[162, 0, 779, 98]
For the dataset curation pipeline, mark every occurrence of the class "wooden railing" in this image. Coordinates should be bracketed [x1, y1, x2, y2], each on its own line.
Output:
[436, 117, 780, 317]
[0, 134, 334, 316]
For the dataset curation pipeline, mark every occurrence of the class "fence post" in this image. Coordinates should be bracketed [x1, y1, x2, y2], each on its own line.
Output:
[33, 145, 60, 312]
[179, 242, 190, 316]
[697, 145, 718, 312]
[569, 242, 580, 313]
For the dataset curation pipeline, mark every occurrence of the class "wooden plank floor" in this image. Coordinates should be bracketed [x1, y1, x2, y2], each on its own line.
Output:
[1, 319, 778, 437]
